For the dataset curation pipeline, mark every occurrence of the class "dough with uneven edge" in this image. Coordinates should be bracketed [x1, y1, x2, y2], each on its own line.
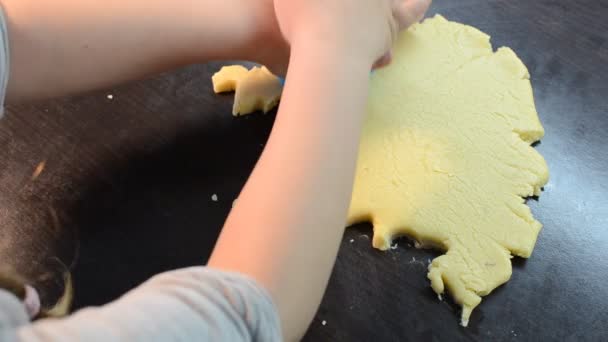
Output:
[212, 65, 282, 116]
[213, 15, 549, 327]
[352, 15, 548, 326]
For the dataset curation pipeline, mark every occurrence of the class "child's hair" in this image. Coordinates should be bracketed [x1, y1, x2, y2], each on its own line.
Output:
[0, 271, 27, 300]
[0, 268, 73, 319]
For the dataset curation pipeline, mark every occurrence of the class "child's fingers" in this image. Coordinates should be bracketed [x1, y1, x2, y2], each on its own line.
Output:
[373, 51, 393, 70]
[375, 0, 430, 70]
[393, 0, 432, 30]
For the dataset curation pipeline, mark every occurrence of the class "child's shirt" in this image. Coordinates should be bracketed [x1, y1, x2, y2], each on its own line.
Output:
[0, 267, 281, 341]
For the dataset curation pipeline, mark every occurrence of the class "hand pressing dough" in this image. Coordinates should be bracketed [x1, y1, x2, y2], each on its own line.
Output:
[212, 65, 283, 116]
[213, 15, 549, 327]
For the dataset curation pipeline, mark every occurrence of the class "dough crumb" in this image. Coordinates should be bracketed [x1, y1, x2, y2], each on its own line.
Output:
[31, 161, 46, 181]
[321, 320, 327, 326]
[211, 194, 218, 202]
[390, 242, 398, 250]
[107, 94, 113, 100]
[349, 239, 355, 243]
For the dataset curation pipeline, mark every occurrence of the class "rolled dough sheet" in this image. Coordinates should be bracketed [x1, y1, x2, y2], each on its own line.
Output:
[212, 15, 549, 327]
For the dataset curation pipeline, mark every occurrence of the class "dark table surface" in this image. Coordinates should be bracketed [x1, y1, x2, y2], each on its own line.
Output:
[1, 0, 607, 341]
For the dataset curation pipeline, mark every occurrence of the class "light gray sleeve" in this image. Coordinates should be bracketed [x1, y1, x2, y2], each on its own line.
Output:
[0, 291, 29, 341]
[10, 267, 281, 342]
[0, 2, 9, 117]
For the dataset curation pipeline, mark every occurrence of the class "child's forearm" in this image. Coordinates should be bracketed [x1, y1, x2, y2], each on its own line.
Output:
[2, 0, 262, 102]
[208, 38, 371, 341]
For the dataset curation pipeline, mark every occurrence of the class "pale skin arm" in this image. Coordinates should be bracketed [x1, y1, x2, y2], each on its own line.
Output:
[208, 39, 371, 340]
[1, 0, 287, 102]
[2, 0, 428, 340]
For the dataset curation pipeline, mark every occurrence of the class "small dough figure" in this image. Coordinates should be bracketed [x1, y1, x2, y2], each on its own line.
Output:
[212, 65, 283, 116]
[214, 15, 549, 327]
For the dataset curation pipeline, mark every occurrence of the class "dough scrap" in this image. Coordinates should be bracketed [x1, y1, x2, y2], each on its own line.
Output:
[212, 65, 283, 116]
[213, 15, 549, 327]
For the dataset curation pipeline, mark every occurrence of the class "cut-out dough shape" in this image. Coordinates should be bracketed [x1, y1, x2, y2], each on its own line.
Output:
[212, 65, 283, 116]
[213, 15, 549, 327]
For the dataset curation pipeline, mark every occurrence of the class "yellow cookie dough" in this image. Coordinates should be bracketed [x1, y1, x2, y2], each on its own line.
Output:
[214, 15, 549, 327]
[212, 65, 283, 116]
[348, 15, 548, 326]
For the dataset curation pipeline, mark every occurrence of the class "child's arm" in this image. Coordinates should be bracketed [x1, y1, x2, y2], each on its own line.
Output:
[210, 45, 370, 341]
[208, 1, 431, 340]
[1, 0, 287, 102]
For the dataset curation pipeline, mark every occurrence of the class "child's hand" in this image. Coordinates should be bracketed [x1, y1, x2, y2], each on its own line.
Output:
[239, 0, 291, 75]
[243, 0, 430, 75]
[273, 0, 432, 69]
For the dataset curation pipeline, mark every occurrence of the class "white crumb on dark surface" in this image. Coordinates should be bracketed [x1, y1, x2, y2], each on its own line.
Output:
[390, 242, 398, 250]
[321, 320, 327, 326]
[107, 94, 114, 100]
[349, 239, 354, 243]
[211, 194, 218, 202]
